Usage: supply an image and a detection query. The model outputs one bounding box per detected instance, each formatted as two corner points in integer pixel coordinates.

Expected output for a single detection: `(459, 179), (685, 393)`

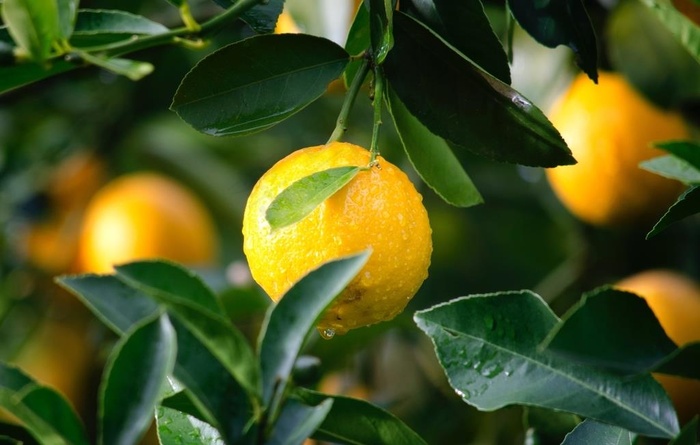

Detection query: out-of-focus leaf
(172, 34), (349, 136)
(343, 1), (370, 88)
(295, 388), (428, 445)
(156, 406), (225, 445)
(100, 314), (177, 445)
(71, 9), (168, 47)
(1, 0), (59, 62)
(561, 419), (635, 445)
(387, 88), (482, 207)
(266, 166), (361, 230)
(414, 291), (679, 438)
(0, 435), (21, 444)
(368, 0), (393, 63)
(267, 397), (333, 445)
(646, 186), (700, 238)
(384, 12), (574, 168)
(0, 364), (89, 445)
(641, 156), (700, 184)
(523, 407), (581, 443)
(57, 274), (159, 336)
(640, 0), (700, 64)
(78, 51), (154, 80)
(670, 417), (698, 445)
(0, 59), (77, 95)
(654, 343), (700, 380)
(400, 0), (510, 84)
(259, 252), (370, 406)
(56, 0), (77, 39)
(507, 0), (597, 82)
(542, 287), (678, 372)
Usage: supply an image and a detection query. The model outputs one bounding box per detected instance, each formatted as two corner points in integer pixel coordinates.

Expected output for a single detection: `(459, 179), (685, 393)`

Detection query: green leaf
(115, 261), (261, 400)
(161, 391), (209, 424)
(294, 388), (428, 445)
(523, 407), (581, 441)
(507, 0), (598, 82)
(640, 156), (700, 184)
(414, 291), (680, 438)
(343, 2), (370, 88)
(100, 314), (177, 445)
(400, 0), (510, 84)
(656, 343), (700, 380)
(639, 0), (700, 64)
(0, 364), (89, 445)
(156, 406), (225, 445)
(71, 9), (169, 47)
(671, 417), (699, 445)
(259, 252), (370, 406)
(1, 0), (59, 62)
(265, 166), (361, 230)
(384, 12), (574, 168)
(368, 0), (393, 64)
(0, 59), (77, 95)
(77, 52), (154, 81)
(656, 141), (700, 171)
(171, 34), (349, 137)
(561, 419), (635, 445)
(56, 274), (159, 336)
(56, 0), (78, 39)
(267, 397), (333, 445)
(542, 287), (678, 373)
(241, 0), (284, 34)
(0, 435), (22, 444)
(647, 186), (700, 238)
(387, 88), (483, 208)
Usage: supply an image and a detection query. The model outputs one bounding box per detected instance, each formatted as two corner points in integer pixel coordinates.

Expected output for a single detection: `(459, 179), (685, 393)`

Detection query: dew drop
(320, 328), (335, 340)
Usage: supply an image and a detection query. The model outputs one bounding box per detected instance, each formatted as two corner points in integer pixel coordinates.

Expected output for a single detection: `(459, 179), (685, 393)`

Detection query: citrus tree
(1, 0), (700, 444)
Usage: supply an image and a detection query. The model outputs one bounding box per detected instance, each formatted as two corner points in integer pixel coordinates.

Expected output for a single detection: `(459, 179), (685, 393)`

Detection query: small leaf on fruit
(266, 166), (361, 230)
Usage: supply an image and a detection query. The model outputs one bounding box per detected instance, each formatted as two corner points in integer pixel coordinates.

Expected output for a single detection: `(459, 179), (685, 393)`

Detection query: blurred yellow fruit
(615, 269), (700, 422)
(545, 72), (689, 227)
(319, 372), (371, 400)
(77, 172), (217, 273)
(242, 142), (432, 335)
(275, 9), (301, 34)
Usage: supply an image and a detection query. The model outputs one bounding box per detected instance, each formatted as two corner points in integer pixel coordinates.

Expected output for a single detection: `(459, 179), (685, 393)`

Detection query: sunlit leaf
(156, 406), (225, 445)
(414, 291), (679, 438)
(172, 34), (349, 136)
(266, 166), (361, 230)
(640, 0), (700, 64)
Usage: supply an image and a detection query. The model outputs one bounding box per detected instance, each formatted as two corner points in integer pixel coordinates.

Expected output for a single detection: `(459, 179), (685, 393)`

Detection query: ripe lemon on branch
(546, 72), (690, 227)
(242, 142), (432, 336)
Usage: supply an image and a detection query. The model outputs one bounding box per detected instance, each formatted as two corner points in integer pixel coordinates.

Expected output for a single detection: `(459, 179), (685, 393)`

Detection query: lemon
(242, 142), (432, 335)
(615, 269), (700, 422)
(546, 72), (689, 227)
(77, 172), (217, 273)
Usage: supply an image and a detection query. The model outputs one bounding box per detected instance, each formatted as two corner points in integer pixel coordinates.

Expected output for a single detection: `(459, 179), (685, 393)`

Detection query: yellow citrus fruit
(615, 269), (700, 422)
(545, 72), (689, 227)
(77, 172), (217, 273)
(242, 142), (432, 335)
(274, 9), (301, 34)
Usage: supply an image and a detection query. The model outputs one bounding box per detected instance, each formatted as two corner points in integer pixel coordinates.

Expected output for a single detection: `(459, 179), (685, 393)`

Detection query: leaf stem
(370, 65), (385, 163)
(327, 56), (370, 144)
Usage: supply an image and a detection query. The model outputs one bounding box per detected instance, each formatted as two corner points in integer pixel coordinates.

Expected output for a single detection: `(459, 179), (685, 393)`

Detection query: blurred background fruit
(615, 269), (700, 423)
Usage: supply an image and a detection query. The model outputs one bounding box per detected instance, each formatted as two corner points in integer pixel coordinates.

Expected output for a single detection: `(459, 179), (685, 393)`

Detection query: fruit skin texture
(77, 172), (217, 273)
(615, 269), (700, 422)
(545, 72), (689, 227)
(242, 142), (432, 335)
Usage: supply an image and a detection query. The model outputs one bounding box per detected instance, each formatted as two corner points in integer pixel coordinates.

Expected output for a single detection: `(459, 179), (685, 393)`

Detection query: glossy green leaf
(294, 388), (428, 445)
(542, 287), (678, 373)
(100, 314), (177, 445)
(523, 407), (581, 441)
(400, 0), (510, 84)
(238, 0), (284, 34)
(78, 52), (154, 81)
(343, 2), (370, 88)
(640, 0), (700, 64)
(507, 0), (598, 82)
(266, 166), (361, 230)
(115, 261), (261, 400)
(387, 88), (482, 208)
(1, 0), (59, 62)
(647, 186), (700, 238)
(0, 59), (77, 95)
(641, 156), (700, 184)
(368, 0), (393, 63)
(171, 34), (349, 136)
(259, 252), (370, 406)
(160, 391), (209, 424)
(656, 141), (700, 171)
(171, 318), (256, 445)
(561, 419), (635, 445)
(57, 274), (159, 336)
(414, 291), (679, 438)
(267, 397), (333, 445)
(384, 12), (574, 168)
(71, 9), (168, 47)
(0, 364), (89, 445)
(156, 406), (225, 445)
(56, 0), (77, 39)
(671, 417), (698, 445)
